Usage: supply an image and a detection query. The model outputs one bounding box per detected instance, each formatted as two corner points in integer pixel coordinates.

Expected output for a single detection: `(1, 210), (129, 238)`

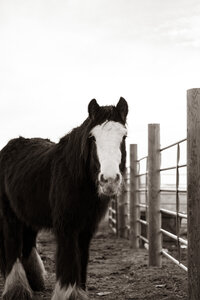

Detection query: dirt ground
(0, 222), (188, 300)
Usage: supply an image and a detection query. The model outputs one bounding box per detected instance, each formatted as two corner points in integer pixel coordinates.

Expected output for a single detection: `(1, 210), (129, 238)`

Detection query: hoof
(67, 288), (89, 300)
(52, 282), (89, 300)
(75, 288), (89, 300)
(2, 285), (32, 300)
(3, 259), (33, 300)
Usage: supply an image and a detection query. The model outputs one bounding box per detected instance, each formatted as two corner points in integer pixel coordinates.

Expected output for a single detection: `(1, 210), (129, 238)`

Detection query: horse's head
(87, 98), (128, 197)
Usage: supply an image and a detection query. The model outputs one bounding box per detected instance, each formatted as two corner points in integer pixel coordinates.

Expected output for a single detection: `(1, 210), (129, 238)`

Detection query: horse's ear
(116, 97), (128, 122)
(88, 99), (100, 119)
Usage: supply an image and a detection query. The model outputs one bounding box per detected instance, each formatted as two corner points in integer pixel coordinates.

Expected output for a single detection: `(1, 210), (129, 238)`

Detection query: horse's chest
(83, 197), (109, 225)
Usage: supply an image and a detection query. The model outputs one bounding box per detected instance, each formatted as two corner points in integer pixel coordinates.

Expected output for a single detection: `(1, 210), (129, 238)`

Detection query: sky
(1, 0), (200, 158)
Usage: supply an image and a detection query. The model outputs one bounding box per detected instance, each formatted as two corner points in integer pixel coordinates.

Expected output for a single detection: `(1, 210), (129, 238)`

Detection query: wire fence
(160, 138), (187, 271)
(108, 136), (188, 271)
(109, 88), (200, 299)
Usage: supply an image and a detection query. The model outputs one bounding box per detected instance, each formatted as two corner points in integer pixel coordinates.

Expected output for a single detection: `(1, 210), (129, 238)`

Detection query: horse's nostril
(100, 173), (120, 184)
(115, 173), (120, 182)
(100, 174), (108, 183)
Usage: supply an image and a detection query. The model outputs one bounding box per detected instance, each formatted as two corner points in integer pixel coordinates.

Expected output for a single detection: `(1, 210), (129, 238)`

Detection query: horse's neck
(56, 131), (83, 168)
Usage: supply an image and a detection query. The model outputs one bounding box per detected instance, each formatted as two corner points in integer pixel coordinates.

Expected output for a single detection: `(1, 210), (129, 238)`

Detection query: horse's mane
(55, 105), (125, 184)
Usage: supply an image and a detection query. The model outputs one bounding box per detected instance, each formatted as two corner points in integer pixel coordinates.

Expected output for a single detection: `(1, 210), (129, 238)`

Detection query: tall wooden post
(148, 124), (162, 267)
(187, 88), (200, 300)
(130, 144), (140, 248)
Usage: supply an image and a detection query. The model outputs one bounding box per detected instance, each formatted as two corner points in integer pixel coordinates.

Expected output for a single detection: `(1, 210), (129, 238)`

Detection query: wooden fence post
(148, 124), (162, 267)
(123, 170), (129, 239)
(130, 144), (140, 248)
(118, 176), (126, 238)
(187, 88), (200, 300)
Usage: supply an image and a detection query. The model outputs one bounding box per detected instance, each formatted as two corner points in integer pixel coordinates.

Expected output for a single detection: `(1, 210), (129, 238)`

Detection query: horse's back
(0, 137), (55, 229)
(0, 136), (54, 161)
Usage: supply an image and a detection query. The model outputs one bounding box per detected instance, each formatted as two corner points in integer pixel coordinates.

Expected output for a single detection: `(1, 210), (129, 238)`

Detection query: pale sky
(1, 0), (200, 157)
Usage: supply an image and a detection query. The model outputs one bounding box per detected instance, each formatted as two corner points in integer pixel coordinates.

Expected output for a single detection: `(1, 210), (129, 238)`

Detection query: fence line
(108, 88), (200, 299)
(109, 134), (188, 268)
(133, 135), (188, 270)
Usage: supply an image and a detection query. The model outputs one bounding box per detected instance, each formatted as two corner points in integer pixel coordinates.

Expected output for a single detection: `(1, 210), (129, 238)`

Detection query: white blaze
(90, 121), (127, 180)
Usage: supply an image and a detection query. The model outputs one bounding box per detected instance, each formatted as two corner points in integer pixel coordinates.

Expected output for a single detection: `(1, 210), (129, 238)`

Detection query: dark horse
(0, 98), (128, 300)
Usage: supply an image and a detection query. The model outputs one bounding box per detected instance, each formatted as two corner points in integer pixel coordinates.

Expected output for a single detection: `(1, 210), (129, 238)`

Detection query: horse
(0, 97), (128, 300)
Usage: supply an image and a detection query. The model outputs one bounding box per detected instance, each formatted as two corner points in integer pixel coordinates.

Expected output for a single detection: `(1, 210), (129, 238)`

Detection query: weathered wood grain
(187, 88), (200, 300)
(148, 124), (162, 267)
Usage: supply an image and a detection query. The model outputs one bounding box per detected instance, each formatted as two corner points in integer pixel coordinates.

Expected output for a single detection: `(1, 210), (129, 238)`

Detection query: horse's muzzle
(98, 173), (122, 197)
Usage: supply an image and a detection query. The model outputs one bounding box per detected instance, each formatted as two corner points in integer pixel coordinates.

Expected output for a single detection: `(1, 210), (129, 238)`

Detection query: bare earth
(0, 223), (188, 300)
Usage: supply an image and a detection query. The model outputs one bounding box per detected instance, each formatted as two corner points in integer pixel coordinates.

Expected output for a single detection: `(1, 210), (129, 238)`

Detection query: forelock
(90, 105), (126, 126)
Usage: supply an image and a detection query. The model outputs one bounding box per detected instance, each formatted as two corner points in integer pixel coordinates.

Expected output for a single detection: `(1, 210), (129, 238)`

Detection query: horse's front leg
(52, 232), (89, 300)
(79, 231), (93, 291)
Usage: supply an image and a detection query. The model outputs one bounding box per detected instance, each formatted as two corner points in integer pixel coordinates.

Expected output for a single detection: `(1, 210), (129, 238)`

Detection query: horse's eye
(89, 136), (96, 142)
